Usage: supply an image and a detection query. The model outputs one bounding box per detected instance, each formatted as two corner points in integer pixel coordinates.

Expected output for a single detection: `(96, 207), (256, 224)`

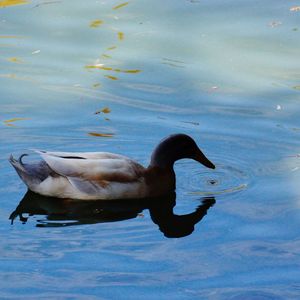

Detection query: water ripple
(176, 156), (252, 198)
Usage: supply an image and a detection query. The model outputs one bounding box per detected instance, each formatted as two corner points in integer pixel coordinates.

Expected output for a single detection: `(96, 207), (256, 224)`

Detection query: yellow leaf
(113, 1), (129, 10)
(90, 19), (104, 28)
(3, 118), (29, 126)
(98, 66), (113, 71)
(101, 107), (111, 114)
(7, 57), (23, 63)
(105, 75), (118, 80)
(107, 46), (117, 51)
(85, 64), (113, 71)
(88, 132), (114, 137)
(94, 107), (111, 114)
(0, 0), (28, 8)
(122, 69), (141, 74)
(117, 32), (124, 40)
(85, 64), (100, 69)
(293, 86), (300, 90)
(86, 63), (141, 75)
(290, 6), (300, 12)
(113, 68), (141, 73)
(101, 54), (112, 59)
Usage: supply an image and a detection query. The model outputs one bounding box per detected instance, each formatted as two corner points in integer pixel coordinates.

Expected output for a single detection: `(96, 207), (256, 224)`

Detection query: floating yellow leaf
(293, 86), (300, 90)
(95, 107), (111, 114)
(0, 0), (28, 7)
(3, 117), (29, 126)
(113, 1), (129, 10)
(290, 6), (300, 12)
(8, 57), (23, 63)
(85, 64), (102, 69)
(90, 19), (104, 28)
(122, 69), (141, 74)
(105, 75), (118, 80)
(87, 65), (141, 74)
(113, 68), (141, 73)
(85, 64), (113, 71)
(97, 66), (113, 71)
(88, 132), (114, 137)
(101, 54), (112, 59)
(107, 46), (117, 51)
(102, 107), (111, 114)
(117, 32), (124, 40)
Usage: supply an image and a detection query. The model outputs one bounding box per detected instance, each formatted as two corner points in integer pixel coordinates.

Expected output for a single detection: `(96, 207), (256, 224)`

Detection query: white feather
(38, 152), (139, 179)
(27, 150), (149, 200)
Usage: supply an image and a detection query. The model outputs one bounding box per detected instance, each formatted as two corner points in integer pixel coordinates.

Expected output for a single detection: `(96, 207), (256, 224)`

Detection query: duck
(9, 133), (215, 200)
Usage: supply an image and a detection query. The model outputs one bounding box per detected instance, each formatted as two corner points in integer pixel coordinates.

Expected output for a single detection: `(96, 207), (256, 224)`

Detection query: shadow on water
(10, 191), (215, 238)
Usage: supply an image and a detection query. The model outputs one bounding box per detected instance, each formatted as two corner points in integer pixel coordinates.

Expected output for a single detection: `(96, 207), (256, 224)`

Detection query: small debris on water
(207, 179), (218, 186)
(269, 21), (282, 28)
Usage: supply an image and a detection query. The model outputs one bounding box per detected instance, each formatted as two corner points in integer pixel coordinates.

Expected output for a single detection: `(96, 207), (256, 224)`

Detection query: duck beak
(194, 149), (215, 169)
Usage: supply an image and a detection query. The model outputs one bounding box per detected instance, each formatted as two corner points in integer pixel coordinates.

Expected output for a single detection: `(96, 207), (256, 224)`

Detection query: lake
(1, 0), (300, 299)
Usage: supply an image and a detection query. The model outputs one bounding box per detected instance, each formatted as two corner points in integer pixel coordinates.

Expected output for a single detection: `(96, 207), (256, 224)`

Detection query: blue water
(1, 0), (300, 299)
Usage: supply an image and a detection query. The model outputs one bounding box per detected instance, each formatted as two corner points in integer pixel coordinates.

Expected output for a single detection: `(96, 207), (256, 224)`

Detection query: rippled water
(1, 0), (300, 299)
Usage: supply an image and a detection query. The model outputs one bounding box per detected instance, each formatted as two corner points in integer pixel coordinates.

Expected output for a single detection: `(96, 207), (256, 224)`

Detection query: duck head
(149, 134), (215, 169)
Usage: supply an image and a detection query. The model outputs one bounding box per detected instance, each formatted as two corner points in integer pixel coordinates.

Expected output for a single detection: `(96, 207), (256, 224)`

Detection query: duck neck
(149, 142), (176, 169)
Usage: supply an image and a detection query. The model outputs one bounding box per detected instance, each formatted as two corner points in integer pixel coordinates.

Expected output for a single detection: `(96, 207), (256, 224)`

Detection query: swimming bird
(9, 134), (215, 200)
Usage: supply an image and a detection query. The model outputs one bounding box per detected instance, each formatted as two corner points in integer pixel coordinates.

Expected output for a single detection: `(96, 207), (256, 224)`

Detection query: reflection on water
(10, 190), (215, 238)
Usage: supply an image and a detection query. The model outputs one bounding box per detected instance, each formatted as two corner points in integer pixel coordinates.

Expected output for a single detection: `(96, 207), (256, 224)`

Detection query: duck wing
(35, 150), (146, 195)
(34, 150), (128, 160)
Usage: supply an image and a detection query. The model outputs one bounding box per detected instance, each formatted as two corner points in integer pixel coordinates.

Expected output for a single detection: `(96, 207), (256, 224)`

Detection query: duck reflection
(10, 191), (215, 238)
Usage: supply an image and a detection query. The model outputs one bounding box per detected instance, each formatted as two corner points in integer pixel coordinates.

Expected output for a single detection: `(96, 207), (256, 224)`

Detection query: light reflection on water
(1, 0), (300, 299)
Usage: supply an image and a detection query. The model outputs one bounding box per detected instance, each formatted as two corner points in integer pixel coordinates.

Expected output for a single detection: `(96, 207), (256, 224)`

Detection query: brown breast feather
(85, 163), (146, 188)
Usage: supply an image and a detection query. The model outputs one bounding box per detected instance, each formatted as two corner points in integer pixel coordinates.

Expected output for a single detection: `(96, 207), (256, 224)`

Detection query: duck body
(9, 134), (215, 200)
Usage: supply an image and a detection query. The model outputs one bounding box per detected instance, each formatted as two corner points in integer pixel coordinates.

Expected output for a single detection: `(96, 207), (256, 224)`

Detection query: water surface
(1, 0), (300, 299)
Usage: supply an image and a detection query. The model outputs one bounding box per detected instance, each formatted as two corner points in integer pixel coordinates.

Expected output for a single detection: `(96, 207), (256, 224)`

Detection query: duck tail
(9, 154), (27, 172)
(9, 154), (39, 189)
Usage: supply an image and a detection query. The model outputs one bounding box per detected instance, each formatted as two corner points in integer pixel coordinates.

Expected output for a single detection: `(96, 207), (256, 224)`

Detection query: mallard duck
(9, 133), (215, 200)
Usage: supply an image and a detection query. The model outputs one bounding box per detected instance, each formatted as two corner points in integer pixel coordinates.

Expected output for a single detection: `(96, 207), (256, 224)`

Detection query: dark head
(149, 134), (215, 169)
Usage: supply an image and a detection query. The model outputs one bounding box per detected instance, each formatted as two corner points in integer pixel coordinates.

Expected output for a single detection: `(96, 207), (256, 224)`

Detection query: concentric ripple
(176, 158), (252, 197)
